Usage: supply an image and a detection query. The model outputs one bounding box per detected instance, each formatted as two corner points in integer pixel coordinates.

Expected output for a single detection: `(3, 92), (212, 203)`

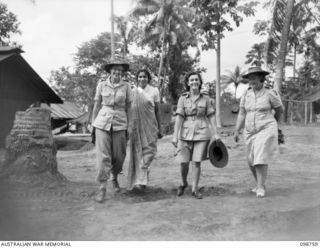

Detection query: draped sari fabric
(127, 87), (158, 189)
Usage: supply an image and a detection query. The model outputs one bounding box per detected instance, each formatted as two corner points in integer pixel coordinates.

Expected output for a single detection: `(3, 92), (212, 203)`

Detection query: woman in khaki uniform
(234, 67), (283, 198)
(172, 72), (220, 199)
(92, 60), (132, 203)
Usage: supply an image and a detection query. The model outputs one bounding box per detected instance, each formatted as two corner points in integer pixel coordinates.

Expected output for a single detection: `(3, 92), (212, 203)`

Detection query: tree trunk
(215, 34), (222, 128)
(274, 0), (295, 93)
(293, 43), (297, 79)
(158, 27), (167, 100)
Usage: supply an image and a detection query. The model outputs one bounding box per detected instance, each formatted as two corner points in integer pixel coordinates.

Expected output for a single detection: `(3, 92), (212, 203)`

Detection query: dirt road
(0, 126), (319, 240)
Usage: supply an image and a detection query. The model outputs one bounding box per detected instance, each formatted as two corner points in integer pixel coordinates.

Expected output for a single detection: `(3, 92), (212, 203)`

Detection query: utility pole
(110, 0), (115, 60)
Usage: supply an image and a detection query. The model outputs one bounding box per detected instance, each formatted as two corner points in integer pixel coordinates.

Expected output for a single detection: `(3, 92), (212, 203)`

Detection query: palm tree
(274, 0), (295, 93)
(114, 15), (138, 58)
(221, 66), (246, 99)
(129, 0), (194, 87)
(245, 43), (265, 66)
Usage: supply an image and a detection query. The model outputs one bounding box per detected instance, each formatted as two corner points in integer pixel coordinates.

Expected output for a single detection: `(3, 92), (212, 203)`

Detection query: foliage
(190, 0), (259, 51)
(114, 15), (139, 57)
(221, 65), (246, 98)
(49, 31), (160, 110)
(129, 0), (199, 102)
(245, 43), (265, 66)
(189, 0), (258, 127)
(0, 3), (21, 45)
(50, 67), (98, 111)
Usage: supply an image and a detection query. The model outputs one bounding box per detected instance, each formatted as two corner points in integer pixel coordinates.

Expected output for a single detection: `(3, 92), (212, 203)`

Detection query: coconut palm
(114, 15), (138, 58)
(245, 43), (265, 67)
(129, 0), (194, 86)
(221, 66), (246, 99)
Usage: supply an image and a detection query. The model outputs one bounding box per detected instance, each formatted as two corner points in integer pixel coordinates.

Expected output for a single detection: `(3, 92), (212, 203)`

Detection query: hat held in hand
(208, 140), (229, 168)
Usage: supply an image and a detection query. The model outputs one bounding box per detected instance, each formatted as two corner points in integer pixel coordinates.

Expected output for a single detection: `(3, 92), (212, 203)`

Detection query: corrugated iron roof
(67, 111), (92, 124)
(50, 101), (84, 119)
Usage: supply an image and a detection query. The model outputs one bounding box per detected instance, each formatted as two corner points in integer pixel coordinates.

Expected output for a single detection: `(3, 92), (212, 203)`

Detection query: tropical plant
(189, 0), (258, 127)
(245, 43), (265, 66)
(114, 15), (139, 58)
(129, 0), (195, 88)
(221, 66), (246, 99)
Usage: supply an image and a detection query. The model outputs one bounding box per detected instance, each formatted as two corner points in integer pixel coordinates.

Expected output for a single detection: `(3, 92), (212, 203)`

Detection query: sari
(127, 87), (158, 189)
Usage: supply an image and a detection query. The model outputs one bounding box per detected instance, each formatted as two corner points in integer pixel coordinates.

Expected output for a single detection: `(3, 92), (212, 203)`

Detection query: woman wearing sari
(127, 69), (162, 190)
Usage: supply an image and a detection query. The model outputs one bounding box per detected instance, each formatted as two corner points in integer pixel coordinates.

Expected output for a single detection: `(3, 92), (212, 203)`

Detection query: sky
(2, 0), (270, 95)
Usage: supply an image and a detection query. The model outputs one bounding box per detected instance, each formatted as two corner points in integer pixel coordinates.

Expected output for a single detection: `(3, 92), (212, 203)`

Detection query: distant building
(0, 47), (62, 147)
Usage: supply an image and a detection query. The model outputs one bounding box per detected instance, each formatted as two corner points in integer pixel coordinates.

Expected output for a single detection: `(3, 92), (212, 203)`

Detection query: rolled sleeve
(269, 89), (283, 109)
(94, 81), (103, 101)
(176, 96), (185, 117)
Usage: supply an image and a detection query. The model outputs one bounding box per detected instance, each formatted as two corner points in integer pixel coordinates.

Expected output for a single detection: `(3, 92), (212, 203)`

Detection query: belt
(102, 105), (125, 111)
(185, 115), (197, 121)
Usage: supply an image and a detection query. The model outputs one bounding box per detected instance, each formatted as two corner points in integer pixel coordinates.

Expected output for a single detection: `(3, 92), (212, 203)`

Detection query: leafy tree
(0, 3), (21, 45)
(49, 32), (160, 111)
(190, 0), (258, 127)
(50, 67), (98, 111)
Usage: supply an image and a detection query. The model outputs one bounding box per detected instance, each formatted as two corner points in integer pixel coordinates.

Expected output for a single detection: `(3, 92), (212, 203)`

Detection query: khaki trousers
(95, 128), (127, 182)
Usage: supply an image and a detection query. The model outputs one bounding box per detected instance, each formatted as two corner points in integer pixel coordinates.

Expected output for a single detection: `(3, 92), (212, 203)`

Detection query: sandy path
(0, 126), (320, 240)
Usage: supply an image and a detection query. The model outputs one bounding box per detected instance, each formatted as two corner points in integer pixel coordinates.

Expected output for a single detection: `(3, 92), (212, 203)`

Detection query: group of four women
(91, 61), (283, 203)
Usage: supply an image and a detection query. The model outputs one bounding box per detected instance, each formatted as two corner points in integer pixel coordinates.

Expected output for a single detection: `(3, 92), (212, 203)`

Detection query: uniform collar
(183, 92), (205, 98)
(106, 76), (126, 88)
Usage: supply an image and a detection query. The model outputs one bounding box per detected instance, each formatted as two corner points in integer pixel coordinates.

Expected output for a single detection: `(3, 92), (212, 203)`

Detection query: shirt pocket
(184, 101), (193, 116)
(115, 90), (126, 106)
(101, 91), (113, 105)
(197, 101), (206, 117)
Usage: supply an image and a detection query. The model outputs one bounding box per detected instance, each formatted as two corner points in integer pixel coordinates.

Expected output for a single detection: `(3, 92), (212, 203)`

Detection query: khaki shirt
(176, 92), (215, 141)
(93, 77), (132, 131)
(240, 87), (283, 133)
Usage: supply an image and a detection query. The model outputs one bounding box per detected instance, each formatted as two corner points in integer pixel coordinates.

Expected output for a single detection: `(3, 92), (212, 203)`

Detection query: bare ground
(0, 125), (320, 241)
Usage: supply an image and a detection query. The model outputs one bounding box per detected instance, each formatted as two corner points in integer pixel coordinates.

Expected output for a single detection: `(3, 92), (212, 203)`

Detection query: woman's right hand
(171, 136), (178, 148)
(234, 130), (240, 143)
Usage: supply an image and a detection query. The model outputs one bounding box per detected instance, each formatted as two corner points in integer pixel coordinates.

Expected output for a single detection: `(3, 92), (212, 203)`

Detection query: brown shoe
(191, 191), (203, 199)
(95, 188), (106, 203)
(112, 179), (120, 193)
(177, 183), (188, 197)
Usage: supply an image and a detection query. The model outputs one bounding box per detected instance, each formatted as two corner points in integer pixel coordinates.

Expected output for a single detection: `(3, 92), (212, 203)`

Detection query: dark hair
(184, 72), (203, 92)
(136, 69), (152, 84)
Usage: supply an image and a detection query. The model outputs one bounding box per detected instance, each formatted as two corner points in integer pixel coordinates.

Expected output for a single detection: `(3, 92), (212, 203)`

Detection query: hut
(303, 89), (320, 124)
(49, 101), (84, 133)
(0, 47), (62, 147)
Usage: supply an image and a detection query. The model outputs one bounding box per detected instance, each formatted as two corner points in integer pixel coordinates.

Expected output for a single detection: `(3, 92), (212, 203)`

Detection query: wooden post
(304, 101), (308, 125)
(110, 0), (115, 60)
(310, 102), (313, 123)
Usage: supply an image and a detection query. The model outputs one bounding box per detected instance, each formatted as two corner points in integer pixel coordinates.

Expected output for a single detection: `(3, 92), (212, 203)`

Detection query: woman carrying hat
(172, 72), (220, 199)
(92, 60), (132, 203)
(127, 69), (162, 191)
(234, 66), (284, 198)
